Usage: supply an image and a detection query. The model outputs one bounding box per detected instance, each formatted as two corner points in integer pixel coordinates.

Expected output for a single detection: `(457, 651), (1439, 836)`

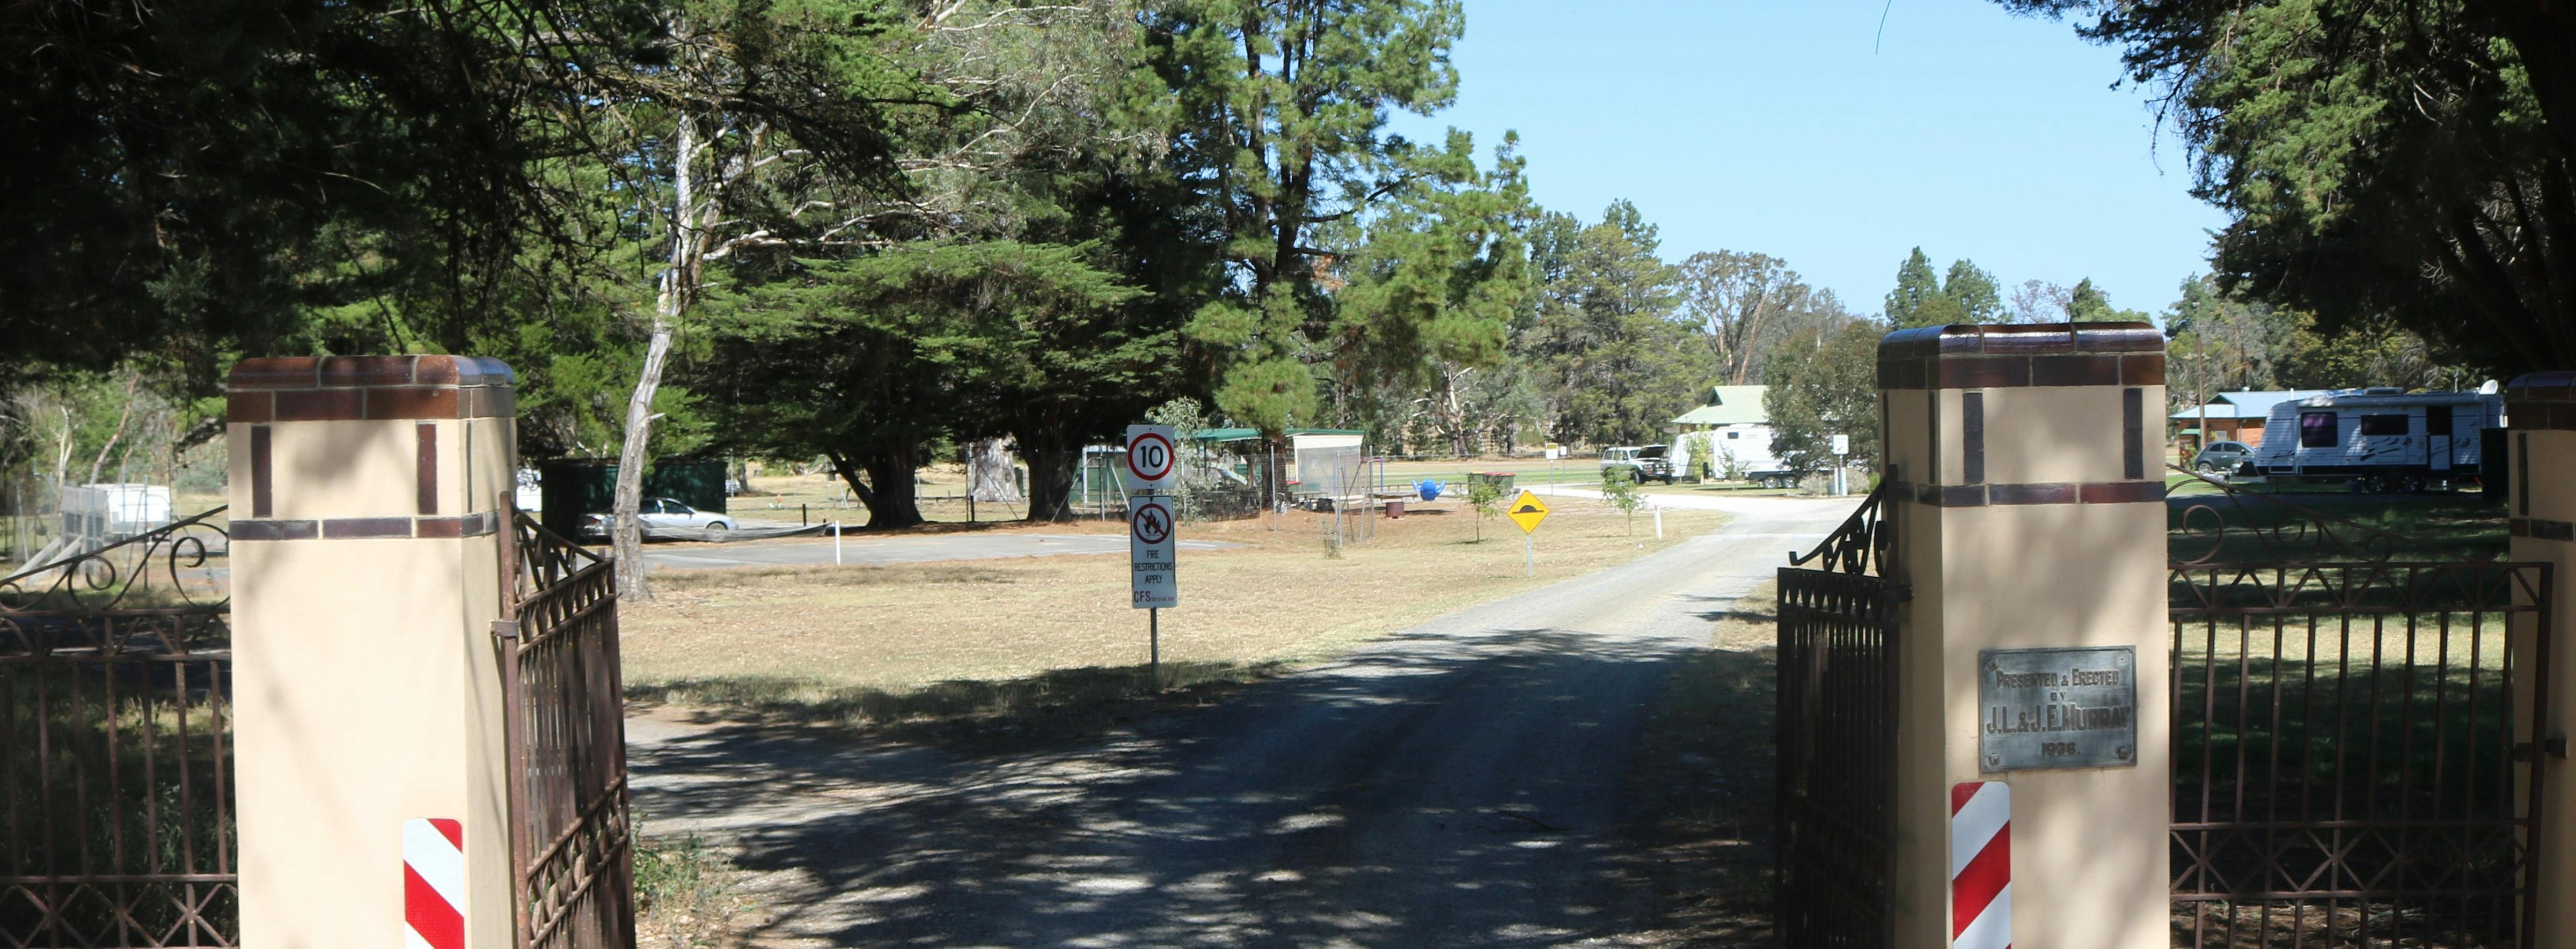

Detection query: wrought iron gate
(2169, 483), (2553, 947)
(1, 512), (236, 948)
(1776, 481), (1906, 949)
(495, 512), (635, 949)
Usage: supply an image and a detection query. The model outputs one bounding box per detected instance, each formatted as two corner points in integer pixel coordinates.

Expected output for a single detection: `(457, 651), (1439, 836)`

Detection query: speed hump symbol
(1125, 424), (1177, 491)
(1131, 501), (1172, 545)
(1507, 490), (1549, 534)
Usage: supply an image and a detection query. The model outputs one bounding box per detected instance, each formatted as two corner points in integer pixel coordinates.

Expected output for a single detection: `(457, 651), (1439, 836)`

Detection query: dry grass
(633, 834), (757, 949)
(621, 501), (1726, 741)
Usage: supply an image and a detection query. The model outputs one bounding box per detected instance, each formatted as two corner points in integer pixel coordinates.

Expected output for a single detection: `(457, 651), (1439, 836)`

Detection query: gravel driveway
(627, 496), (1851, 947)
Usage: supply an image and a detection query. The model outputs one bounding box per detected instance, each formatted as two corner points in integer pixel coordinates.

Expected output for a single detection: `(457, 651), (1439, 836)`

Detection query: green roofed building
(1671, 385), (1770, 430)
(1668, 386), (1790, 483)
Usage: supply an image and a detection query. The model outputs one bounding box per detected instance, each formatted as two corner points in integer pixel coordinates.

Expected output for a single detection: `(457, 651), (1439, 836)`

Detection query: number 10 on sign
(1125, 425), (1177, 493)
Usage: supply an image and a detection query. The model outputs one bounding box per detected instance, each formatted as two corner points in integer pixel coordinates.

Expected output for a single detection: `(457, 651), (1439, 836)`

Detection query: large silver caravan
(2245, 386), (2505, 491)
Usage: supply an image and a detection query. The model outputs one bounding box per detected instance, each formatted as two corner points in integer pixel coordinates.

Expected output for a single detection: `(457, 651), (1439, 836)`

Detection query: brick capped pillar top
(224, 355), (516, 539)
(1876, 321), (2166, 506)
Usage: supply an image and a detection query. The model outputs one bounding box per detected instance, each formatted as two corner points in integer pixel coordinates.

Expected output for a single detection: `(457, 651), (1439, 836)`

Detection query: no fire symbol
(1132, 502), (1172, 545)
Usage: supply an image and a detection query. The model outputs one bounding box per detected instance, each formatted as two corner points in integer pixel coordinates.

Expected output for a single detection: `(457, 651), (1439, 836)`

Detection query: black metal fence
(2169, 483), (2552, 948)
(1776, 481), (1904, 949)
(0, 512), (235, 948)
(497, 513), (634, 949)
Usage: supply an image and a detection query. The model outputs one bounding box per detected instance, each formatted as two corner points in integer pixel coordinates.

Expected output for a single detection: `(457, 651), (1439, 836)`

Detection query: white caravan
(2245, 387), (2505, 491)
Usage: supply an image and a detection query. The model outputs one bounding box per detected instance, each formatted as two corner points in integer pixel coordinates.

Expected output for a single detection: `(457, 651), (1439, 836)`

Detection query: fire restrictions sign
(1130, 495), (1177, 608)
(1124, 424), (1177, 493)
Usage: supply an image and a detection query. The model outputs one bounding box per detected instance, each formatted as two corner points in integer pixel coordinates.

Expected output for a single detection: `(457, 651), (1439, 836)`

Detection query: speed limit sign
(1124, 424), (1177, 492)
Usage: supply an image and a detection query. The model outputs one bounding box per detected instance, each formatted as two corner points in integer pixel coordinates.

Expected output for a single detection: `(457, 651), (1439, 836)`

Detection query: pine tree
(1884, 248), (1944, 328)
(1527, 201), (1711, 446)
(2068, 279), (2113, 322)
(1144, 0), (1477, 435)
(1942, 260), (2006, 323)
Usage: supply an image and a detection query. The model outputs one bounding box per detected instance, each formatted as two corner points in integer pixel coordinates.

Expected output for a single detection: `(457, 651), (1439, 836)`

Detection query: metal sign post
(1832, 433), (1851, 496)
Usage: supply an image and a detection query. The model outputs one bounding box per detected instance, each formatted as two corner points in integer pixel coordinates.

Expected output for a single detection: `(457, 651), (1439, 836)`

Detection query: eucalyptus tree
(567, 1), (930, 595)
(1677, 250), (1847, 385)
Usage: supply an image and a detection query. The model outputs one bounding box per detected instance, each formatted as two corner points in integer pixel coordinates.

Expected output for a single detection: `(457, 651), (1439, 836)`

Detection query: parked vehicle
(2244, 387), (2504, 492)
(513, 469), (543, 514)
(2190, 440), (2256, 473)
(1601, 445), (1677, 484)
(583, 497), (738, 538)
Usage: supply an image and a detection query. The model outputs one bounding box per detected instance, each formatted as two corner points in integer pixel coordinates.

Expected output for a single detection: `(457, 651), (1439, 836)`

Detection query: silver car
(584, 497), (737, 536)
(2191, 440), (2255, 473)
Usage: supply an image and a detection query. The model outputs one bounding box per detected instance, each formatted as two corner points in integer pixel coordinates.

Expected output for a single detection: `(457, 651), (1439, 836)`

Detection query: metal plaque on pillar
(1978, 646), (2138, 771)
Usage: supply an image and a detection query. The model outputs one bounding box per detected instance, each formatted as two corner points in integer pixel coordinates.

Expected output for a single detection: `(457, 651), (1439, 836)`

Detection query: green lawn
(2168, 485), (2509, 564)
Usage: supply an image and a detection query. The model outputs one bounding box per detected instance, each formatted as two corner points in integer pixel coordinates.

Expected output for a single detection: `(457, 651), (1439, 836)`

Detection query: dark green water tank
(537, 458), (728, 539)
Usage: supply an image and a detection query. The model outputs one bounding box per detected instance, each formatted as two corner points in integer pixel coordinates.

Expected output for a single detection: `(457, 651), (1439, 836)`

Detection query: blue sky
(1387, 0), (2229, 321)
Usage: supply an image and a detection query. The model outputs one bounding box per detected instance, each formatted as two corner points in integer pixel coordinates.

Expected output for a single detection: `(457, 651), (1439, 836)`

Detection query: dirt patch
(635, 834), (761, 949)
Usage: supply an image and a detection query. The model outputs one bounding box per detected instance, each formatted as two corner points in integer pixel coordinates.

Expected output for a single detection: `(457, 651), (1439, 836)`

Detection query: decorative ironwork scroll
(0, 506), (231, 612)
(1789, 476), (1896, 578)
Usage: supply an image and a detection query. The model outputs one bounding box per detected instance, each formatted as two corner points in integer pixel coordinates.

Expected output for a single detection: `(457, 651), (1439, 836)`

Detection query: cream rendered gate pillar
(225, 356), (519, 947)
(1876, 323), (2171, 949)
(2509, 371), (2576, 947)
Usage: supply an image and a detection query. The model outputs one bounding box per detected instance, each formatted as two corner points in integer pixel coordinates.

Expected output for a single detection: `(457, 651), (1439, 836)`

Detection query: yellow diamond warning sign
(1507, 490), (1549, 534)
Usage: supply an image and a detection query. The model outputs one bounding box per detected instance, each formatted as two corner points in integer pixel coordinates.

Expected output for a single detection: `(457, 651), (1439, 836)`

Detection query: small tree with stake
(1600, 466), (1644, 535)
(1467, 477), (1503, 542)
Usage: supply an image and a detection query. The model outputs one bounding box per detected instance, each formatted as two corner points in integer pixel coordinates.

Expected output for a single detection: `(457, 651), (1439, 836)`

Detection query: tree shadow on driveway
(630, 626), (1757, 947)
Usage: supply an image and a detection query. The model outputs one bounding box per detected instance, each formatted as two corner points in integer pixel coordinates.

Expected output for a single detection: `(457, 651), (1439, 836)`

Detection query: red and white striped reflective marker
(1950, 782), (2010, 949)
(404, 818), (465, 949)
